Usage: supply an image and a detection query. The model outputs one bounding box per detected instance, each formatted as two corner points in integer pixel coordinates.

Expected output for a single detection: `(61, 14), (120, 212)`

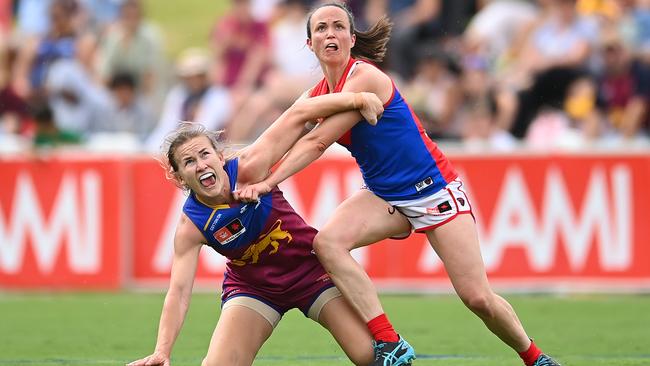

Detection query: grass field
(1, 293), (649, 366)
(143, 0), (228, 57)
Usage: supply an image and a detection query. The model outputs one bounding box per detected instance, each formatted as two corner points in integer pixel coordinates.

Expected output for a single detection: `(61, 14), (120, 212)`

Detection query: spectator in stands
(14, 0), (54, 38)
(79, 0), (126, 33)
(145, 48), (231, 152)
(509, 0), (598, 138)
(30, 98), (83, 148)
(400, 47), (461, 139)
(596, 28), (650, 142)
(463, 0), (539, 73)
(89, 71), (156, 142)
(366, 0), (442, 80)
(44, 58), (108, 136)
(95, 0), (165, 102)
(0, 29), (30, 136)
(461, 92), (518, 151)
(210, 0), (270, 110)
(12, 0), (96, 99)
(226, 0), (321, 142)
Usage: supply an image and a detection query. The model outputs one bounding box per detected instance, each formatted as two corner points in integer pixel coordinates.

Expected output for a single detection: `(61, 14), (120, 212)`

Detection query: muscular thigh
(426, 214), (490, 295)
(319, 189), (411, 249)
(203, 304), (274, 366)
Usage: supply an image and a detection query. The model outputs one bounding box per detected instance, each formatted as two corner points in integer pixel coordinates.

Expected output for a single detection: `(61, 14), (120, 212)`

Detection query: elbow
(288, 100), (310, 122)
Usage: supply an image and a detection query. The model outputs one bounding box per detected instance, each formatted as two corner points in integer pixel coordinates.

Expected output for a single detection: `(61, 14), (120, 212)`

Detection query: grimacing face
(173, 136), (229, 202)
(307, 6), (356, 64)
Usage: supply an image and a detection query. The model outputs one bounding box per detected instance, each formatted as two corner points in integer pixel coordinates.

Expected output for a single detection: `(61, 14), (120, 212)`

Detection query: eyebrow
(316, 19), (345, 26)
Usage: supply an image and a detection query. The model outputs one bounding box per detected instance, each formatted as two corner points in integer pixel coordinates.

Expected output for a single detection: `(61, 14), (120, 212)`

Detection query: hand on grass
(127, 351), (170, 366)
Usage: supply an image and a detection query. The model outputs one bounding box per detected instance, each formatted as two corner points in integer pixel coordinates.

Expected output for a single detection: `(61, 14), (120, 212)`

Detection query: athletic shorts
(221, 269), (341, 328)
(221, 286), (341, 328)
(388, 178), (473, 233)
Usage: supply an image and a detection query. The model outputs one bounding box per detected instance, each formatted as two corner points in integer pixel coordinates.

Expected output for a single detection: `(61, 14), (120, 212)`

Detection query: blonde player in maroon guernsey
(127, 91), (384, 366)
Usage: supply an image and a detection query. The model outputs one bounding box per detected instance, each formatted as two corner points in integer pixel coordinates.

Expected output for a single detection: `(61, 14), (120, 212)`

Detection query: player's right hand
(357, 92), (383, 126)
(233, 181), (272, 202)
(126, 352), (170, 366)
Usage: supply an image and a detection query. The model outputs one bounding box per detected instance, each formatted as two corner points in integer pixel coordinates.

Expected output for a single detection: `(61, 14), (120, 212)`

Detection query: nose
(197, 159), (208, 170)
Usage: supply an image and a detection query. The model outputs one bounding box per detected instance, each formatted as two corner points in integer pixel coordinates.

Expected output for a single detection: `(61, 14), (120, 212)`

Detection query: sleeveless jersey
(309, 58), (458, 201)
(182, 158), (322, 295)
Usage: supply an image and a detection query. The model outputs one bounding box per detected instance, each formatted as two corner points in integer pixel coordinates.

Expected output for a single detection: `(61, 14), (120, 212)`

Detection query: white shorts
(221, 286), (342, 328)
(388, 178), (473, 233)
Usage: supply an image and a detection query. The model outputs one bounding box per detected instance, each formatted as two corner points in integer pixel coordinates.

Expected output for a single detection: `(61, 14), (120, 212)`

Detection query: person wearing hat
(144, 48), (232, 151)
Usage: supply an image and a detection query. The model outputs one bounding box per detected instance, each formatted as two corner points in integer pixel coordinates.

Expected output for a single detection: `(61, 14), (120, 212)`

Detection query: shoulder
(175, 213), (205, 247)
(346, 62), (391, 91)
(344, 62), (393, 101)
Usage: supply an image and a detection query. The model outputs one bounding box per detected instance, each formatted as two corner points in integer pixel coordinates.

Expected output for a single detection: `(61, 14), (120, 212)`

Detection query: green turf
(142, 0), (229, 57)
(1, 293), (648, 365)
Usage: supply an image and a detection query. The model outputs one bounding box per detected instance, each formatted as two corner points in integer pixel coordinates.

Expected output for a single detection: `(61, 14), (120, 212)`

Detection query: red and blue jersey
(182, 158), (327, 297)
(310, 58), (458, 201)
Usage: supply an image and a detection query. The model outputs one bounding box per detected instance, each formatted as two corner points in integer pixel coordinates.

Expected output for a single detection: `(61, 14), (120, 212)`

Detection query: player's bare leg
(202, 304), (273, 366)
(313, 189), (416, 365)
(426, 214), (560, 365)
(318, 295), (374, 366)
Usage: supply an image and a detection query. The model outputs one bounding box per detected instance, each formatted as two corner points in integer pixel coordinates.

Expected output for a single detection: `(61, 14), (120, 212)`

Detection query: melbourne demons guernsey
(310, 58), (458, 201)
(182, 158), (324, 295)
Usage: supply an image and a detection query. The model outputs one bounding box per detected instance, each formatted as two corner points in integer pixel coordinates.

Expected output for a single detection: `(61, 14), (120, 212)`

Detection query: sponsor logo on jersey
(214, 218), (246, 245)
(437, 201), (452, 213)
(209, 213), (222, 231)
(231, 220), (293, 266)
(415, 177), (433, 192)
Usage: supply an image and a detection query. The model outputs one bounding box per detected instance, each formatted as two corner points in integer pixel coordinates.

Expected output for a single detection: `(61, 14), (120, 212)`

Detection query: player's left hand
(233, 181), (273, 202)
(355, 92), (383, 126)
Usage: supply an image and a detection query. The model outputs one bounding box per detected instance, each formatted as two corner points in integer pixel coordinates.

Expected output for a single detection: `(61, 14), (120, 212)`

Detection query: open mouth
(199, 172), (216, 187)
(325, 43), (339, 51)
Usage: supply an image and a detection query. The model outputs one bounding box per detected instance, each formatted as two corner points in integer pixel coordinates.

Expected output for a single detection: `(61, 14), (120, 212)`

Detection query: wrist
(154, 346), (171, 358)
(352, 93), (364, 110)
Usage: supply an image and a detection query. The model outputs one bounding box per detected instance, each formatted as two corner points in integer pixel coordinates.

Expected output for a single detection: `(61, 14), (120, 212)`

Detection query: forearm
(264, 138), (327, 188)
(292, 92), (364, 121)
(153, 290), (191, 356)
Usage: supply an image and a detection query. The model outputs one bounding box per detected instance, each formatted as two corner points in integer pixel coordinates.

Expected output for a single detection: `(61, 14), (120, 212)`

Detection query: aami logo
(419, 165), (633, 273)
(0, 172), (102, 274)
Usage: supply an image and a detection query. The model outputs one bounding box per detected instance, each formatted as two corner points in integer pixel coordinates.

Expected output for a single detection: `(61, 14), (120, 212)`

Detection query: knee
(313, 232), (351, 261)
(460, 291), (496, 319)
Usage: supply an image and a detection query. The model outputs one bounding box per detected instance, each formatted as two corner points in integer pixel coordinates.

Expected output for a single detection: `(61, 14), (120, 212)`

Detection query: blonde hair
(158, 122), (227, 190)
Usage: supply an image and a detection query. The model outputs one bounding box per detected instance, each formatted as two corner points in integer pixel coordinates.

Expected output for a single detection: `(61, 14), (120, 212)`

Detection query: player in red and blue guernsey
(235, 3), (561, 366)
(128, 90), (385, 366)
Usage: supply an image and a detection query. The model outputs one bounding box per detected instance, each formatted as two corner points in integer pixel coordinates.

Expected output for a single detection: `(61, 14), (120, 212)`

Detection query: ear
(350, 33), (356, 48)
(306, 37), (313, 52)
(174, 172), (186, 188)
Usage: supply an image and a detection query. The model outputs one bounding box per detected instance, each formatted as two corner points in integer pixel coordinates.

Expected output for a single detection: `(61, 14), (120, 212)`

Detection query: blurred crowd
(1, 0), (649, 154)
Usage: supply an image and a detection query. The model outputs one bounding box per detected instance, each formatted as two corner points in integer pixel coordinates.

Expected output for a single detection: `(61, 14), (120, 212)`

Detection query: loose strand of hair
(352, 16), (393, 63)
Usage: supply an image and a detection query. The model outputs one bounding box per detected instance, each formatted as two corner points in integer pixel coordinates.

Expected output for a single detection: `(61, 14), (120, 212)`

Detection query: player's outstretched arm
(237, 91), (382, 184)
(126, 215), (202, 366)
(234, 109), (360, 202)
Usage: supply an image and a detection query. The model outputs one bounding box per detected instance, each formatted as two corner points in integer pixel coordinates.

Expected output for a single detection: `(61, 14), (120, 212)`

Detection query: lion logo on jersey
(231, 219), (293, 266)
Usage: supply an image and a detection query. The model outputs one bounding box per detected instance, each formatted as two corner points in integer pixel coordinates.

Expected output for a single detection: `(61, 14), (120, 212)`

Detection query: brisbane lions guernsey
(182, 158), (325, 295)
(309, 58), (458, 201)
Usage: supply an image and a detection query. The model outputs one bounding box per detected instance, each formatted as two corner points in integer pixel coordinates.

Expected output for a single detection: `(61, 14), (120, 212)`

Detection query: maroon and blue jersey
(310, 58), (458, 201)
(182, 158), (332, 312)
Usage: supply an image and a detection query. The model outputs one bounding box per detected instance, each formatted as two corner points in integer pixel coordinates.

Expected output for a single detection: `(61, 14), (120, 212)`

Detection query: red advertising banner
(129, 153), (650, 292)
(0, 157), (126, 289)
(2, 153), (648, 291)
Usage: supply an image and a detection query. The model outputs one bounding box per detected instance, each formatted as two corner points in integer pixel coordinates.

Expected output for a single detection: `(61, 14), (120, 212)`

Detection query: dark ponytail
(306, 2), (392, 63)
